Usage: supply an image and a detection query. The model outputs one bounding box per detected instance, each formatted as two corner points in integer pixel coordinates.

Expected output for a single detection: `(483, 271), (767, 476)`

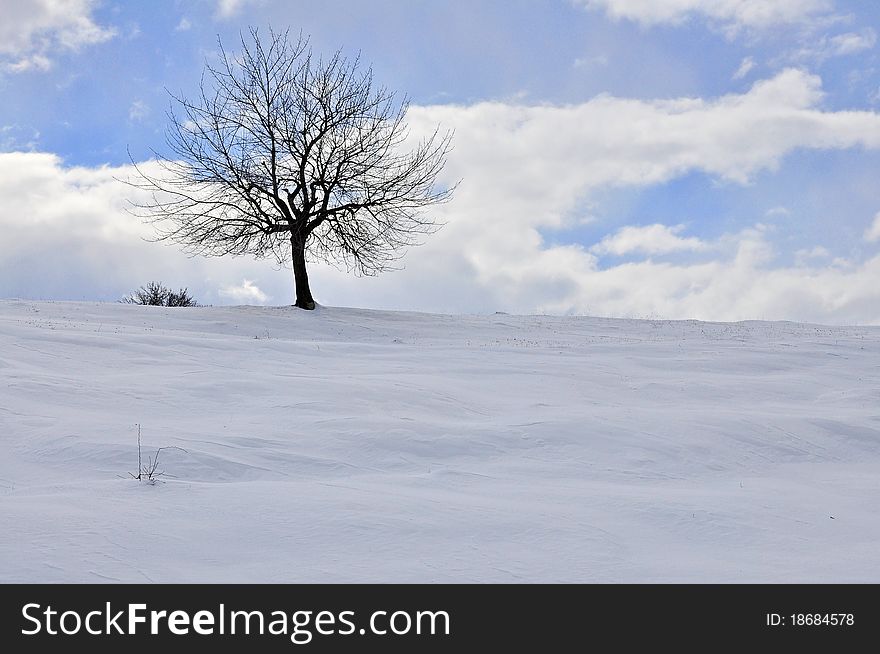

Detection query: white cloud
(866, 213), (880, 243)
(398, 70), (880, 320)
(574, 54), (609, 69)
(219, 280), (270, 304)
(732, 56), (756, 80)
(765, 206), (791, 218)
(0, 125), (41, 151)
(408, 69), (880, 195)
(0, 152), (289, 306)
(591, 224), (707, 256)
(579, 0), (833, 33)
(214, 0), (262, 19)
(5, 54), (52, 73)
(535, 230), (880, 324)
(175, 18), (192, 32)
(3, 71), (880, 323)
(827, 29), (877, 55)
(128, 100), (150, 123)
(0, 0), (114, 73)
(581, 1), (870, 67)
(790, 28), (877, 62)
(124, 23), (141, 41)
(794, 246), (830, 265)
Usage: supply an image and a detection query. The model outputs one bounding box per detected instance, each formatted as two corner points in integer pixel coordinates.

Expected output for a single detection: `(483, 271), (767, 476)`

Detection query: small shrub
(122, 281), (198, 307)
(127, 424), (187, 484)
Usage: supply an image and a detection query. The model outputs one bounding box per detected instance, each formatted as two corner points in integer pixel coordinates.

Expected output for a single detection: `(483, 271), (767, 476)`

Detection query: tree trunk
(291, 238), (316, 310)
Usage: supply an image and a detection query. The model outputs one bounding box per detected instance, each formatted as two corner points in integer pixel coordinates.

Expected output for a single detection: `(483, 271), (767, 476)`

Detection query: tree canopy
(130, 27), (454, 309)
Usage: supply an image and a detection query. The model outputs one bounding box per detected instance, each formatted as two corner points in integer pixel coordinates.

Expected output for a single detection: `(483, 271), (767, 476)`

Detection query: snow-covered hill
(1, 300), (878, 582)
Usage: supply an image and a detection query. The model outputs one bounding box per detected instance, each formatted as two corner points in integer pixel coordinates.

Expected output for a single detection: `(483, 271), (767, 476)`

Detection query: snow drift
(1, 300), (878, 582)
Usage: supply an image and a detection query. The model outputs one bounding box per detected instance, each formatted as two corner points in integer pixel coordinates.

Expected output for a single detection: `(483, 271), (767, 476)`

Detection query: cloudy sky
(1, 0), (880, 322)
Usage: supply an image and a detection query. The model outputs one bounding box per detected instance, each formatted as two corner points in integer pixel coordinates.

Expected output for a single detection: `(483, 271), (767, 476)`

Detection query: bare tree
(128, 27), (454, 310)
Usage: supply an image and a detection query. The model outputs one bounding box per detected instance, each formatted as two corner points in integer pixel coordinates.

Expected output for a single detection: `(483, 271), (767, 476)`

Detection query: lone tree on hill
(130, 27), (454, 309)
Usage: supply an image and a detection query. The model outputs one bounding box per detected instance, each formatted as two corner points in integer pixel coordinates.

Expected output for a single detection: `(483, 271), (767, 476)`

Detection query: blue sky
(1, 0), (880, 322)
